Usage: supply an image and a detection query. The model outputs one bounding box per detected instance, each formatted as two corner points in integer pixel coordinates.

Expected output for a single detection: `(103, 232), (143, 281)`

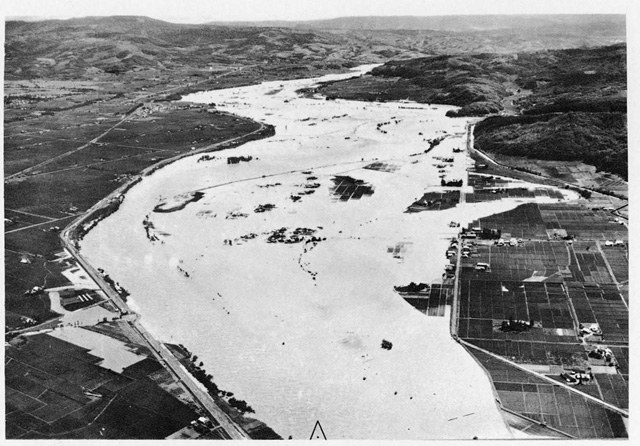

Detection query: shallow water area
(81, 67), (573, 439)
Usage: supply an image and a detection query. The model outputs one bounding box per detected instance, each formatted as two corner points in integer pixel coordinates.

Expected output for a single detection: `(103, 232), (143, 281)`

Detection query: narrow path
(5, 215), (77, 235)
(5, 209), (58, 221)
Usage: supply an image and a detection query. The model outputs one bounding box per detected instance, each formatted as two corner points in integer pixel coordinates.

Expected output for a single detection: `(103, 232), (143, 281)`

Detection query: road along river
(80, 66), (574, 439)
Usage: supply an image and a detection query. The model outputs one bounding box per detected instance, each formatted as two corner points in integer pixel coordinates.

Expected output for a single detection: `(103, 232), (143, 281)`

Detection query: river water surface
(81, 66), (569, 439)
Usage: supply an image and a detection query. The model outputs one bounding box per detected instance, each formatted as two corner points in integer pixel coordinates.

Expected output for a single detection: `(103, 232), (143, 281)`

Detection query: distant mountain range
(207, 14), (625, 34)
(5, 15), (626, 81)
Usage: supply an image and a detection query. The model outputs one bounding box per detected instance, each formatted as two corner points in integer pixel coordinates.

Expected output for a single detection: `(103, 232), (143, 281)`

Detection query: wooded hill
(317, 43), (626, 178)
(472, 44), (627, 179)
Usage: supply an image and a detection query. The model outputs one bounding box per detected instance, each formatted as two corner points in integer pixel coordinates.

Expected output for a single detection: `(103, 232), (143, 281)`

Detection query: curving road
(56, 120), (274, 440)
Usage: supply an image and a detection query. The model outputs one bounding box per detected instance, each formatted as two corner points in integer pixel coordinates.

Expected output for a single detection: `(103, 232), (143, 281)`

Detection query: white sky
(2, 0), (633, 23)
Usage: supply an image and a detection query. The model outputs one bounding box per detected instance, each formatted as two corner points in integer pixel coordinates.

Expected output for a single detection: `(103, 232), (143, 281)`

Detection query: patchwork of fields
(454, 200), (628, 438)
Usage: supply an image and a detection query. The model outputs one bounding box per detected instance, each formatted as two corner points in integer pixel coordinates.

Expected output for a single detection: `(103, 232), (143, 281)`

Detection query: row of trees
(181, 349), (255, 414)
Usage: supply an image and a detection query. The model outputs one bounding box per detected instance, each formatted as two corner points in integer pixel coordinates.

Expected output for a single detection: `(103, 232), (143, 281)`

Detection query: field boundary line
(90, 395), (118, 424)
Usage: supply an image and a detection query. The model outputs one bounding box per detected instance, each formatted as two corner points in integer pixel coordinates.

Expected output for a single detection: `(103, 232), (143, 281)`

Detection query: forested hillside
(316, 43), (626, 178)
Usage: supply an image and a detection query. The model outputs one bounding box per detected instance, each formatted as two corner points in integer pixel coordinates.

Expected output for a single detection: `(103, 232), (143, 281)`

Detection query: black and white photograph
(2, 0), (634, 441)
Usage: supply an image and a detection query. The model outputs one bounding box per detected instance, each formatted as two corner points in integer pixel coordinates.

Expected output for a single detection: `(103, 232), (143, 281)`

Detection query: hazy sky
(3, 0), (632, 23)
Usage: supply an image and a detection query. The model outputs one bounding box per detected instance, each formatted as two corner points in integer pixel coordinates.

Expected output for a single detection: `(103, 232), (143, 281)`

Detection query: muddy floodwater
(81, 66), (572, 439)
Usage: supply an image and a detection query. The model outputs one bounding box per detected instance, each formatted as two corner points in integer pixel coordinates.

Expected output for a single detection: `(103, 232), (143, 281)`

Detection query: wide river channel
(81, 66), (568, 439)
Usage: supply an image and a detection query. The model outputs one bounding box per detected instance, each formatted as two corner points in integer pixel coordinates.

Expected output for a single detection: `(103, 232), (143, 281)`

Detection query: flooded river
(81, 66), (565, 439)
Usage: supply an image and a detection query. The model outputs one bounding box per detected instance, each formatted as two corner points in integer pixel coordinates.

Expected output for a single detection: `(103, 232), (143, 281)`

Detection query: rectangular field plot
(6, 387), (47, 414)
(609, 346), (629, 376)
(387, 241), (413, 260)
(600, 247), (628, 283)
(566, 283), (628, 344)
(468, 349), (627, 438)
(94, 151), (173, 174)
(5, 217), (76, 255)
(31, 392), (85, 423)
(570, 246), (613, 283)
(329, 176), (374, 201)
(595, 374), (628, 409)
(402, 283), (451, 317)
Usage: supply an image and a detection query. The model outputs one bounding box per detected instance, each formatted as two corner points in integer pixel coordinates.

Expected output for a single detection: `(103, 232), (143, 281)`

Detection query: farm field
(470, 349), (626, 439)
(456, 201), (628, 438)
(5, 332), (198, 439)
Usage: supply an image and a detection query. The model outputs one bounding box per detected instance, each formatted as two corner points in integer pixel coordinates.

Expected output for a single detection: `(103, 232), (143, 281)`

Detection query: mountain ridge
(206, 14), (625, 33)
(5, 15), (626, 81)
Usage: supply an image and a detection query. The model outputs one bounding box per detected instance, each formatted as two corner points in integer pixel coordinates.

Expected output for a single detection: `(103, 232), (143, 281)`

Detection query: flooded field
(80, 67), (574, 439)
